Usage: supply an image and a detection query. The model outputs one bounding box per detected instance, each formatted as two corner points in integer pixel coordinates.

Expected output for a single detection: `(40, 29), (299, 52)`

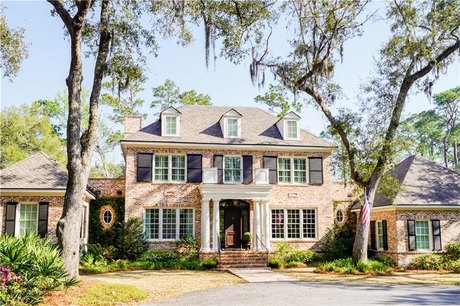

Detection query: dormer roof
(219, 108), (243, 120)
(160, 106), (181, 116)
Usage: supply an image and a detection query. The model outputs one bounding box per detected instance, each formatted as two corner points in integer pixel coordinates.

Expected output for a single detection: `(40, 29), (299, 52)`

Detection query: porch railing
(255, 234), (269, 267)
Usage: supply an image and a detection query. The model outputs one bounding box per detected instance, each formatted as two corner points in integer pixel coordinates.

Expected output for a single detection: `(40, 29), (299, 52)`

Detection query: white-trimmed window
(376, 220), (384, 250)
(271, 209), (316, 240)
(286, 120), (298, 139)
(154, 155), (186, 182)
(145, 208), (194, 240)
(18, 203), (38, 236)
(164, 116), (178, 136)
(226, 118), (239, 138)
(278, 157), (307, 184)
(224, 156), (242, 184)
(415, 220), (430, 250)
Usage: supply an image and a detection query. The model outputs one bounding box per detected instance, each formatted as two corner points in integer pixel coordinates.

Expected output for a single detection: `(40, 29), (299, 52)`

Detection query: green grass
(75, 283), (147, 305)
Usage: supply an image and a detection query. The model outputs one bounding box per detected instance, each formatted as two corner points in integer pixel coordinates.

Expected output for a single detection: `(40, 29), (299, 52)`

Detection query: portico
(199, 184), (272, 252)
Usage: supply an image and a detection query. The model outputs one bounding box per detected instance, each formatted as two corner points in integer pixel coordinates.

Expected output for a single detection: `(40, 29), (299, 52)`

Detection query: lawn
(280, 267), (460, 286)
(44, 270), (244, 305)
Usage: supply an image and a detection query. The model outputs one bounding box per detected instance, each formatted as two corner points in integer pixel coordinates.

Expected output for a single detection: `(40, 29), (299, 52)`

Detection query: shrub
(268, 258), (282, 269)
(409, 254), (445, 270)
(200, 257), (217, 269)
(273, 242), (294, 263)
(141, 250), (180, 263)
(448, 259), (460, 273)
(113, 218), (148, 260)
(88, 197), (125, 246)
(372, 255), (396, 268)
(175, 237), (199, 259)
(0, 233), (77, 305)
(320, 225), (354, 260)
(288, 250), (321, 264)
(445, 243), (460, 260)
(316, 257), (392, 274)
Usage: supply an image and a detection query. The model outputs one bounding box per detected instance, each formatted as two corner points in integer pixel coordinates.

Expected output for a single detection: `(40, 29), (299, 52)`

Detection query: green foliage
(271, 242), (322, 268)
(268, 258), (282, 269)
(409, 254), (445, 270)
(317, 257), (392, 274)
(254, 84), (303, 117)
(114, 218), (149, 261)
(0, 4), (28, 79)
(445, 243), (460, 260)
(321, 225), (355, 261)
(175, 237), (199, 259)
(242, 232), (252, 243)
(141, 250), (180, 263)
(151, 79), (212, 113)
(88, 197), (125, 247)
(0, 103), (66, 169)
(0, 234), (77, 305)
(200, 257), (217, 269)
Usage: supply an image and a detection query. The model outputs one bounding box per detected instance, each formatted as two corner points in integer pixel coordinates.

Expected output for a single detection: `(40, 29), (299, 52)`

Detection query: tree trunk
(351, 173), (381, 262)
(443, 137), (449, 168)
(453, 140), (458, 167)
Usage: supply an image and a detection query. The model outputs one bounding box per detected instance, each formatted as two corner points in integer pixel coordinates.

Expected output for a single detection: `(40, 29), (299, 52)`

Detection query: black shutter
(263, 156), (278, 184)
(370, 220), (376, 250)
(407, 219), (416, 251)
(432, 219), (442, 251)
(187, 154), (202, 183)
(382, 220), (388, 251)
(38, 202), (49, 238)
(213, 155), (223, 184)
(309, 157), (323, 185)
(137, 153), (153, 182)
(5, 202), (17, 236)
(242, 155), (253, 185)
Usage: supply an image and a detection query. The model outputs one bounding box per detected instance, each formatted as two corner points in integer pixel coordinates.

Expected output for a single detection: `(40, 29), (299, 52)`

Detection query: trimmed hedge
(88, 197), (125, 246)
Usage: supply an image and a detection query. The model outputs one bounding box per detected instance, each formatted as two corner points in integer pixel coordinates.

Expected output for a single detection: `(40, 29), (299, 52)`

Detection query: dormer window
(286, 120), (298, 139)
(276, 111), (301, 140)
(219, 108), (242, 139)
(161, 106), (181, 137)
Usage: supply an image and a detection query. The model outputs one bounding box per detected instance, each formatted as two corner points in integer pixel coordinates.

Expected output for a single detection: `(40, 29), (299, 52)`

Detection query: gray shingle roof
(374, 155), (460, 207)
(0, 152), (68, 190)
(123, 105), (334, 148)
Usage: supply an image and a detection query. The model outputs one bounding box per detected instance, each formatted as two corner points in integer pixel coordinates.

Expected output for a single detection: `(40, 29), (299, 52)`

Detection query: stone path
(228, 268), (297, 283)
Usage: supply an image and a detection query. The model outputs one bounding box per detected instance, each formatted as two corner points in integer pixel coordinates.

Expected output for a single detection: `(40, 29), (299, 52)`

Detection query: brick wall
(125, 146), (335, 250)
(0, 195), (64, 243)
(371, 209), (460, 266)
(88, 178), (126, 198)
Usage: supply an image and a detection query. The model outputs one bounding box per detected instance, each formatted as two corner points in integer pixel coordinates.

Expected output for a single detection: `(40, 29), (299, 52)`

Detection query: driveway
(150, 281), (460, 305)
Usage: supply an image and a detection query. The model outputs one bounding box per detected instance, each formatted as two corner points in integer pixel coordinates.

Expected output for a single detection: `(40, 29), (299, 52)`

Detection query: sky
(1, 1), (459, 164)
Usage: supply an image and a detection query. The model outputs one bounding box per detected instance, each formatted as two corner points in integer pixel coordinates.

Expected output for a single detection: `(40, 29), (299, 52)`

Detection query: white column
(263, 200), (271, 251)
(254, 201), (261, 251)
(201, 199), (210, 251)
(212, 198), (221, 251)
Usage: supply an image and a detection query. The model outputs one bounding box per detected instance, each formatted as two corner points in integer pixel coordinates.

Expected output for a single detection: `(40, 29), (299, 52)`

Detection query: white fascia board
(351, 205), (460, 213)
(121, 140), (334, 153)
(0, 189), (95, 201)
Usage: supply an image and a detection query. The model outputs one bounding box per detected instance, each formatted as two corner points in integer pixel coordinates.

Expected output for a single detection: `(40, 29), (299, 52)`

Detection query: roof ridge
(412, 154), (460, 177)
(395, 155), (416, 185)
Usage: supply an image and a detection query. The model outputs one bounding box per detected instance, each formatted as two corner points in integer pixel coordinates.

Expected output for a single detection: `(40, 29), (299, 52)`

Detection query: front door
(224, 207), (242, 248)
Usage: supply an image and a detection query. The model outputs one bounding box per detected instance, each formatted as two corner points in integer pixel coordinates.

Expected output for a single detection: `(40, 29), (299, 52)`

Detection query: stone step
(217, 263), (267, 269)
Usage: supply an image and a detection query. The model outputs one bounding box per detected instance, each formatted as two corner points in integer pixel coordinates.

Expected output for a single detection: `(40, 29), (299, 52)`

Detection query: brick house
(0, 152), (93, 246)
(353, 155), (460, 266)
(121, 105), (344, 265)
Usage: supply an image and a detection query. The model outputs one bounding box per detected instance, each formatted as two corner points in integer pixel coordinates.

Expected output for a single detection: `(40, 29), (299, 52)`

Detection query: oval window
(103, 210), (113, 225)
(336, 210), (344, 223)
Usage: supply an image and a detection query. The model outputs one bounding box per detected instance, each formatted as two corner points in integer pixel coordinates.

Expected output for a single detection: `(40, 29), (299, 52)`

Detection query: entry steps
(217, 250), (268, 269)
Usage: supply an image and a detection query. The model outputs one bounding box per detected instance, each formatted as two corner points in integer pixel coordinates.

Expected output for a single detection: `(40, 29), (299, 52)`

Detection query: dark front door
(224, 207), (242, 248)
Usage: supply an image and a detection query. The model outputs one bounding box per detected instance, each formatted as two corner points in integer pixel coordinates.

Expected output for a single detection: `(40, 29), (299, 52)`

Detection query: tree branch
(47, 0), (73, 34)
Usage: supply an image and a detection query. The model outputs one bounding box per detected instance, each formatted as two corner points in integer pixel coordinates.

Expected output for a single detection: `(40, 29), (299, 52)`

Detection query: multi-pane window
(145, 208), (194, 240)
(224, 156), (242, 184)
(19, 204), (38, 236)
(226, 118), (239, 138)
(278, 157), (307, 184)
(376, 221), (384, 250)
(415, 221), (430, 250)
(286, 120), (298, 139)
(165, 116), (177, 135)
(154, 155), (186, 182)
(271, 209), (285, 238)
(271, 209), (316, 239)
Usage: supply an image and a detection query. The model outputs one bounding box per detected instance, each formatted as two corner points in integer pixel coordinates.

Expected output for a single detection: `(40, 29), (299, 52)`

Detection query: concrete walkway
(228, 268), (297, 283)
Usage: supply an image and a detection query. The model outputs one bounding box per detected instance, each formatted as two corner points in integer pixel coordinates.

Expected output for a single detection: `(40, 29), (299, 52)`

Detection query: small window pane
(287, 209), (300, 239)
(415, 221), (430, 250)
(19, 204), (37, 236)
(377, 221), (384, 250)
(171, 155), (185, 182)
(336, 210), (344, 223)
(302, 209), (316, 239)
(145, 209), (159, 240)
(162, 209), (177, 239)
(224, 156), (242, 184)
(278, 158), (291, 183)
(287, 121), (297, 138)
(293, 158), (306, 184)
(154, 155), (169, 181)
(103, 210), (113, 225)
(179, 209), (194, 239)
(271, 209), (285, 239)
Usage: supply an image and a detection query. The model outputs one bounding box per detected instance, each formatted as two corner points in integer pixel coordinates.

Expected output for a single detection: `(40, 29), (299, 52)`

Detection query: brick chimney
(124, 115), (144, 135)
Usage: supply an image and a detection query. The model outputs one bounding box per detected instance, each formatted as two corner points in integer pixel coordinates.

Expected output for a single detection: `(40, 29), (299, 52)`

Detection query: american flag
(361, 190), (370, 224)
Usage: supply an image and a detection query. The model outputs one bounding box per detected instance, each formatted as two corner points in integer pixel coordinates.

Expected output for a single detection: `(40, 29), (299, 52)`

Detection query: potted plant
(243, 232), (252, 250)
